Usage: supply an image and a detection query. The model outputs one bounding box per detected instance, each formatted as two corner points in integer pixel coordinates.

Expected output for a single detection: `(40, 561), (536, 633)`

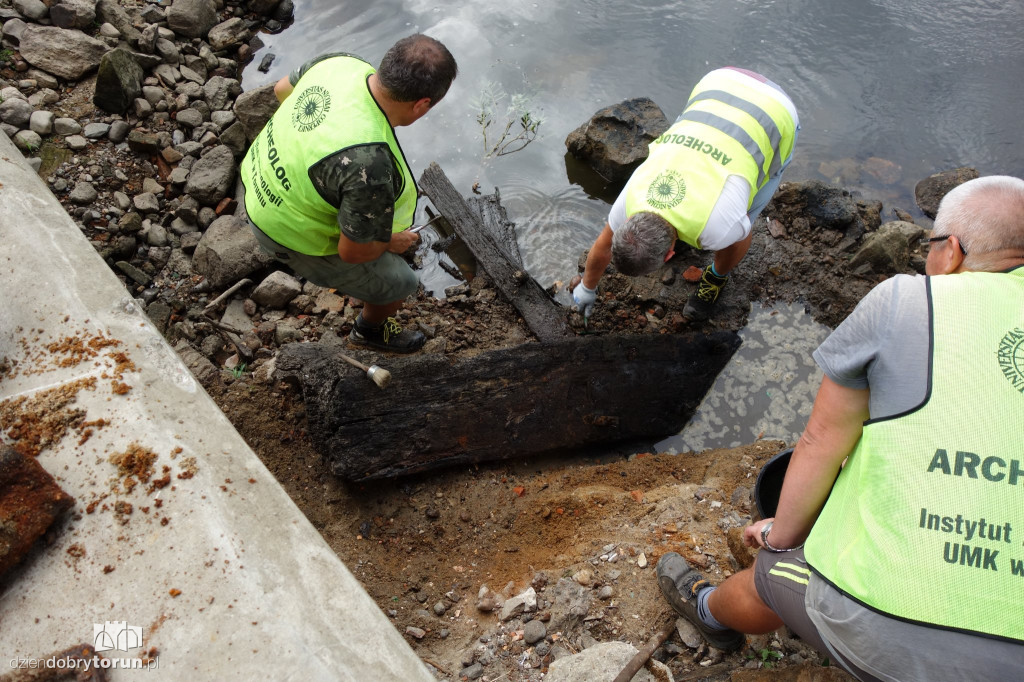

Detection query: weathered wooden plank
(419, 162), (571, 342)
(277, 331), (741, 481)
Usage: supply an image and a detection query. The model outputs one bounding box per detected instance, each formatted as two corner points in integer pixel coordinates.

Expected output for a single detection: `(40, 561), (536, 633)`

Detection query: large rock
(233, 84), (278, 142)
(203, 75), (242, 111)
(249, 0), (282, 13)
(849, 221), (918, 275)
(192, 214), (273, 288)
(166, 0), (218, 40)
(49, 0), (96, 30)
(13, 0), (48, 22)
(0, 97), (33, 127)
(93, 48), (144, 114)
(565, 97), (670, 185)
(96, 0), (143, 47)
(1, 17), (27, 45)
(770, 180), (871, 241)
(251, 271), (301, 308)
(544, 641), (673, 682)
(19, 25), (108, 81)
(207, 17), (249, 51)
(184, 145), (237, 205)
(914, 167), (979, 218)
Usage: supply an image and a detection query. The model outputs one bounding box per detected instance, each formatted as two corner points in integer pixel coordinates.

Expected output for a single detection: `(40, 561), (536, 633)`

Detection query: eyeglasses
(921, 234), (967, 256)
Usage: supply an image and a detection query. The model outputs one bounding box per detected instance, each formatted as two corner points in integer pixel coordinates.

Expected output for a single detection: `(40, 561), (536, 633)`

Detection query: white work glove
(572, 281), (597, 318)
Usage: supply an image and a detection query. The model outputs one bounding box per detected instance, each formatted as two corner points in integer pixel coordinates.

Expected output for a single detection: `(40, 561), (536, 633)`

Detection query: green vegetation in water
(470, 81), (543, 158)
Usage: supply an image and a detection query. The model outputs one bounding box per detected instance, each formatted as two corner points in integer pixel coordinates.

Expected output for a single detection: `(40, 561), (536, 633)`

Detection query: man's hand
(387, 229), (420, 254)
(744, 518), (774, 549)
(572, 281), (597, 317)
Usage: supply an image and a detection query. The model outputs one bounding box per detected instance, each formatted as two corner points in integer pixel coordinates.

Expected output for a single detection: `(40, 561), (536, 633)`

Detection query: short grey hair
(934, 175), (1024, 271)
(611, 212), (676, 276)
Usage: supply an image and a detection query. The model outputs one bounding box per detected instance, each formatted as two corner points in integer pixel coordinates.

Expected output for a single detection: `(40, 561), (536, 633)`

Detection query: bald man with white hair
(657, 175), (1024, 680)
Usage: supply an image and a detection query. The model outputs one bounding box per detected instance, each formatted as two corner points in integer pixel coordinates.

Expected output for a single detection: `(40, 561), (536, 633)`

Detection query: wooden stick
(203, 278), (252, 313)
(611, 617), (676, 682)
(338, 353), (391, 390)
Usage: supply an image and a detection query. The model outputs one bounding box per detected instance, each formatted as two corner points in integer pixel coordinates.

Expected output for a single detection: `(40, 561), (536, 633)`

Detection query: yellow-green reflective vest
(805, 268), (1024, 643)
(625, 71), (796, 248)
(241, 56), (417, 256)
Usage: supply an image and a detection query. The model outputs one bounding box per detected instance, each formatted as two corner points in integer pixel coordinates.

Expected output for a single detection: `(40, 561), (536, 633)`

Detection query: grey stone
(115, 260), (151, 286)
(144, 222), (169, 247)
(166, 0), (218, 40)
(598, 585), (614, 600)
(96, 0), (143, 47)
(169, 166), (190, 185)
(675, 617), (703, 649)
(68, 182), (98, 205)
(211, 110), (235, 129)
(184, 145), (236, 205)
(133, 192), (161, 214)
(544, 641), (673, 682)
(49, 0), (96, 31)
(19, 26), (108, 82)
(118, 211), (142, 233)
(155, 38), (181, 66)
(849, 222), (912, 275)
(133, 98), (153, 119)
(138, 5), (165, 24)
(109, 120), (131, 143)
(914, 167), (980, 219)
(13, 129), (41, 153)
(28, 110), (53, 135)
(54, 117), (82, 135)
(13, 0), (48, 22)
(173, 340), (219, 384)
(142, 86), (166, 107)
(65, 134), (88, 150)
(208, 17), (249, 51)
(499, 587), (537, 622)
(98, 22), (120, 39)
(94, 48), (145, 115)
(462, 662), (484, 680)
(83, 123), (110, 139)
(176, 107), (204, 129)
(203, 76), (242, 111)
(233, 84), (278, 142)
(1, 17), (26, 45)
(250, 270), (301, 307)
(565, 97), (670, 184)
(142, 178), (164, 195)
(153, 64), (181, 85)
(0, 98), (33, 127)
(192, 214), (273, 288)
(220, 121), (248, 160)
(179, 65), (204, 85)
(169, 217), (198, 236)
(274, 319), (305, 345)
(28, 88), (59, 108)
(523, 619), (546, 645)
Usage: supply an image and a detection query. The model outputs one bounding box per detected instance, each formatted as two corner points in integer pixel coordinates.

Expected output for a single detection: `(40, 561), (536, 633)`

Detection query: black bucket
(754, 447), (793, 518)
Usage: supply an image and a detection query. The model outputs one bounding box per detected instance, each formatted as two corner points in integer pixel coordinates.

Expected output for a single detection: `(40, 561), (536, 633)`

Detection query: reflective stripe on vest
(242, 56), (417, 256)
(805, 268), (1024, 643)
(624, 71), (796, 248)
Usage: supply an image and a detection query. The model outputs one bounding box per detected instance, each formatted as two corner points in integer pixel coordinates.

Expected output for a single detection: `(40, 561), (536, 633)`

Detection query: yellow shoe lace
(380, 317), (403, 343)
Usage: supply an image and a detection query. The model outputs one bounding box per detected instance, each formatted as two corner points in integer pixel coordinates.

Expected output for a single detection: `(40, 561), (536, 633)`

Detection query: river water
(244, 0), (1024, 287)
(242, 1), (1023, 449)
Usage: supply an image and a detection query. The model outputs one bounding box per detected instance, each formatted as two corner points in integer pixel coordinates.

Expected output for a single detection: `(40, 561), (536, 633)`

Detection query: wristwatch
(760, 521), (802, 553)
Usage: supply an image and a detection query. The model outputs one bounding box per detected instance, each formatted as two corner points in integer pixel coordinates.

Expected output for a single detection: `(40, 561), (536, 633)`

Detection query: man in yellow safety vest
(657, 175), (1024, 679)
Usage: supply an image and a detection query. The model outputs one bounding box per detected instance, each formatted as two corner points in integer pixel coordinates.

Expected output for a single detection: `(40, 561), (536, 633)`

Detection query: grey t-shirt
(807, 273), (1023, 680)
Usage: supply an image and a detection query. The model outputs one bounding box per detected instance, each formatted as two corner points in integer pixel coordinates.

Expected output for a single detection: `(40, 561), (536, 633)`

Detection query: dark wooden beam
(419, 162), (572, 343)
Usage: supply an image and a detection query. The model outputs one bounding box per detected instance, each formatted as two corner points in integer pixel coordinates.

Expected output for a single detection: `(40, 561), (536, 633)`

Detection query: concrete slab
(0, 134), (433, 680)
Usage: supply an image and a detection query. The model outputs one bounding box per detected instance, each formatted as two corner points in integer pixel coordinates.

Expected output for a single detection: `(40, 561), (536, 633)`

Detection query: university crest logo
(646, 170), (686, 210)
(292, 85), (332, 132)
(997, 327), (1024, 394)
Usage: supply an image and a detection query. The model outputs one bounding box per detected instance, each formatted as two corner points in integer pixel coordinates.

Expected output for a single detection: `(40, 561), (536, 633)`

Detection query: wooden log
(276, 331), (740, 481)
(419, 162), (572, 343)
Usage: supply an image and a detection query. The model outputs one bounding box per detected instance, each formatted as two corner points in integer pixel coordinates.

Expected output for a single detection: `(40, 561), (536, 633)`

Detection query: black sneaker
(348, 316), (425, 354)
(682, 265), (729, 322)
(656, 552), (745, 652)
